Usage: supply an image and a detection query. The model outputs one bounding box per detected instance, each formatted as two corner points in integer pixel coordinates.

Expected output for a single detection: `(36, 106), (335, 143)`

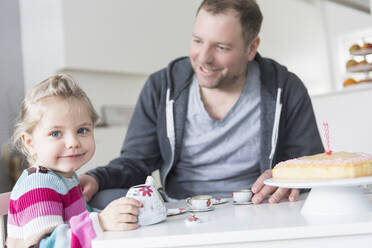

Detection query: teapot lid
(145, 176), (156, 187)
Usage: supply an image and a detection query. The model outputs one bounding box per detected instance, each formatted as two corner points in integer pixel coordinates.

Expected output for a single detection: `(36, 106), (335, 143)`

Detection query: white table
(92, 193), (372, 248)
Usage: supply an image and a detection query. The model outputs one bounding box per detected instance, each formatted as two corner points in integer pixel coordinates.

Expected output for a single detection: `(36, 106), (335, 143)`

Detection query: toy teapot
(126, 176), (166, 226)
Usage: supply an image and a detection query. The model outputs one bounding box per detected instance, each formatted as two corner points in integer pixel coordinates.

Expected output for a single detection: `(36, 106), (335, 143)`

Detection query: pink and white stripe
(7, 169), (102, 247)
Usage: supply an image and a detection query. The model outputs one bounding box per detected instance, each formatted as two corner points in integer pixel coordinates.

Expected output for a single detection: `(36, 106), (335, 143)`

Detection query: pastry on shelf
(362, 42), (372, 50)
(346, 59), (372, 72)
(358, 59), (368, 65)
(343, 78), (356, 87)
(345, 59), (358, 69)
(349, 44), (361, 53)
(349, 42), (372, 55)
(358, 78), (372, 84)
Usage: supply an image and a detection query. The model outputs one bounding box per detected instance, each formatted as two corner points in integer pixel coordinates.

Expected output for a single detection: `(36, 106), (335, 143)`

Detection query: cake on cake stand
(264, 176), (372, 217)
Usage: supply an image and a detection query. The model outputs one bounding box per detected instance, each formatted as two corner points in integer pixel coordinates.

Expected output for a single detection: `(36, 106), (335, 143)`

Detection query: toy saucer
(167, 208), (188, 216)
(212, 198), (228, 205)
(232, 201), (253, 205)
(188, 206), (215, 212)
(184, 214), (202, 224)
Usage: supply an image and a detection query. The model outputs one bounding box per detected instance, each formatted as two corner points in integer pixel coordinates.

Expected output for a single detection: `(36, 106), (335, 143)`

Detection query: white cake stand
(264, 176), (372, 217)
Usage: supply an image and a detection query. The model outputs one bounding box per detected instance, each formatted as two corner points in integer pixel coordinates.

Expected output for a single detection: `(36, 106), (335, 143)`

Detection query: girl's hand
(98, 197), (143, 231)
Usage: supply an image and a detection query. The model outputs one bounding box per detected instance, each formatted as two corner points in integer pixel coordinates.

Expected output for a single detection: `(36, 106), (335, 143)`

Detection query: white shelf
(347, 63), (372, 72)
(312, 81), (372, 98)
(350, 48), (372, 56)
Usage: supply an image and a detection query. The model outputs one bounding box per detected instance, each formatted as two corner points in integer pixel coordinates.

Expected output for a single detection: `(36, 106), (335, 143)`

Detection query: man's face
(189, 9), (257, 90)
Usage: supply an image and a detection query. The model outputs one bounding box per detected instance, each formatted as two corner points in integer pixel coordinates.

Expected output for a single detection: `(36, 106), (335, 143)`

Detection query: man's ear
(246, 36), (260, 61)
(22, 133), (35, 155)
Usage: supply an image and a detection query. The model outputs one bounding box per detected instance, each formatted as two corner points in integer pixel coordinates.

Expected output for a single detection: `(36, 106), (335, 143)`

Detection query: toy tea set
(126, 176), (167, 226)
(127, 176), (253, 226)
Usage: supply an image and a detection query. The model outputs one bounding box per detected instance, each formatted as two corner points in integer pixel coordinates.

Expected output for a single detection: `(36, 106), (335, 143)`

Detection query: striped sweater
(7, 166), (102, 248)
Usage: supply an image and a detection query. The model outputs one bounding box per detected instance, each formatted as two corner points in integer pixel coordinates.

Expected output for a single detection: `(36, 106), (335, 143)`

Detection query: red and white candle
(323, 122), (332, 155)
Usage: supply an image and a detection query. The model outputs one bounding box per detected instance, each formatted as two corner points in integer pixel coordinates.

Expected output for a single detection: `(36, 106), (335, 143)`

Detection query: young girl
(7, 74), (143, 248)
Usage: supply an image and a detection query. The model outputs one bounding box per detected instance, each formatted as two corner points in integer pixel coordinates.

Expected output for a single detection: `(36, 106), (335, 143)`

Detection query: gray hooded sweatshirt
(88, 54), (324, 199)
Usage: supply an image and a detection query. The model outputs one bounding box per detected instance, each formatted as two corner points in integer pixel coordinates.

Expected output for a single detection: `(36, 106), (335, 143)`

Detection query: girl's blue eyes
(78, 128), (89, 134)
(50, 131), (62, 137)
(50, 128), (90, 137)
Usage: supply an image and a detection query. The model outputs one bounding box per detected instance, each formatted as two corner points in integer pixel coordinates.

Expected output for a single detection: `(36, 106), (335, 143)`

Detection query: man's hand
(79, 174), (99, 202)
(251, 169), (299, 204)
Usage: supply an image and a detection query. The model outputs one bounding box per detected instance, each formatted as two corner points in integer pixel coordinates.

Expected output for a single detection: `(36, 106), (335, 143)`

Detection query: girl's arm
(37, 211), (102, 248)
(7, 172), (102, 248)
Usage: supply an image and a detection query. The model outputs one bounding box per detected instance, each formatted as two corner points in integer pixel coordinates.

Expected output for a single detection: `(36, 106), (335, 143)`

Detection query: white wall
(19, 0), (372, 95)
(19, 0), (64, 92)
(60, 69), (147, 114)
(78, 126), (127, 174)
(257, 0), (332, 95)
(61, 69), (148, 174)
(62, 0), (201, 74)
(19, 0), (201, 90)
(0, 0), (25, 192)
(20, 0), (335, 95)
(64, 0), (334, 100)
(311, 85), (372, 154)
(60, 0), (337, 123)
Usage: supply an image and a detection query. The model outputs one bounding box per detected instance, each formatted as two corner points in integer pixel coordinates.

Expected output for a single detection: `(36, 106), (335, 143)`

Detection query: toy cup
(232, 189), (253, 203)
(186, 195), (213, 211)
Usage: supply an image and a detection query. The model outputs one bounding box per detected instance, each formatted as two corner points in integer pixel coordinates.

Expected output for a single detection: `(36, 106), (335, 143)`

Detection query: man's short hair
(197, 0), (263, 45)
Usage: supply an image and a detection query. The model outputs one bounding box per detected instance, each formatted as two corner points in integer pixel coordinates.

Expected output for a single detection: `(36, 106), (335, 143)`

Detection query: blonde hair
(12, 74), (99, 164)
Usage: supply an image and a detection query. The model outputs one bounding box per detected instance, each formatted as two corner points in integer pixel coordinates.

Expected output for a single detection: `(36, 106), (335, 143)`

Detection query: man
(80, 0), (323, 208)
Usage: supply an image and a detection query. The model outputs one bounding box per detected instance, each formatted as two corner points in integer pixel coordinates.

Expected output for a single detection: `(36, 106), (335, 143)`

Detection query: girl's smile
(23, 97), (95, 178)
